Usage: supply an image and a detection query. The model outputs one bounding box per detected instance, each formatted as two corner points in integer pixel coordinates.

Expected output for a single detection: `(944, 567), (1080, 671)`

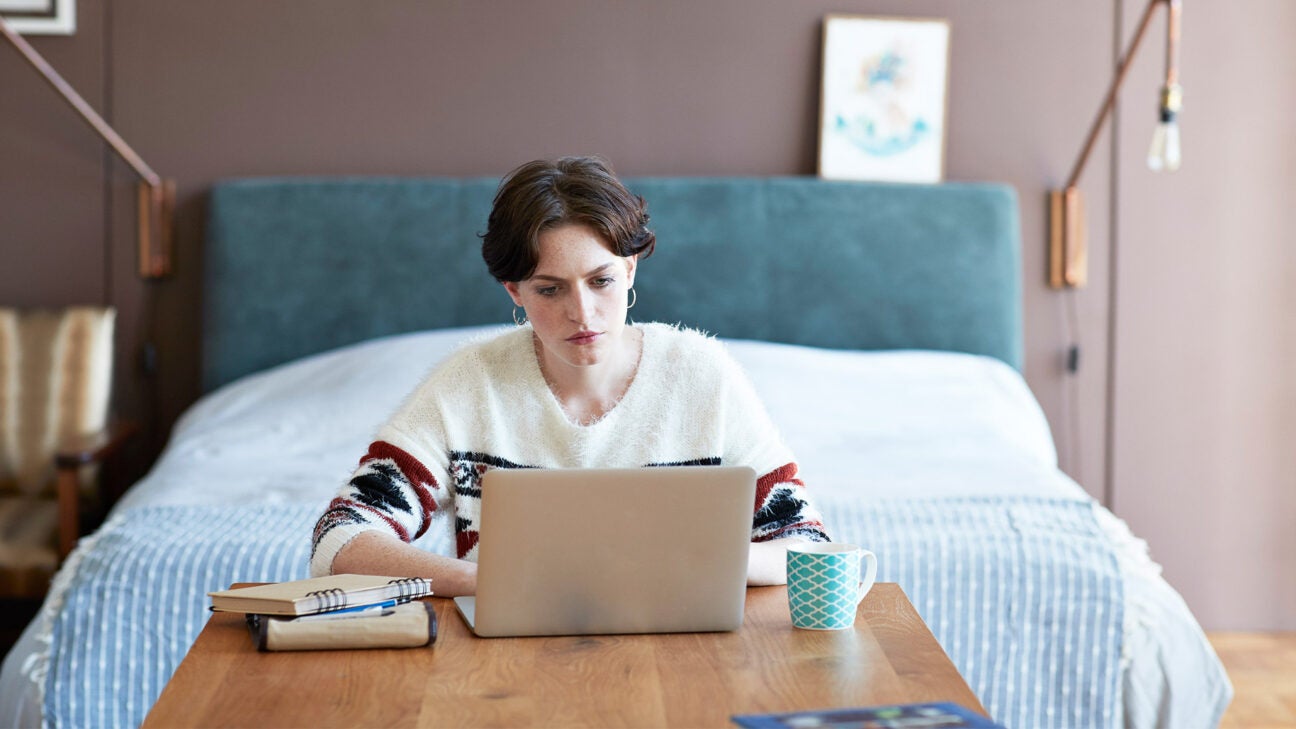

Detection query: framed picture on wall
(0, 0), (76, 35)
(818, 14), (950, 183)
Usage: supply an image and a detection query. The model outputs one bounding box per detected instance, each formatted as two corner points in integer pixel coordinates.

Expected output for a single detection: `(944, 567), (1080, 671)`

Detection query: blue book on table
(732, 702), (1006, 729)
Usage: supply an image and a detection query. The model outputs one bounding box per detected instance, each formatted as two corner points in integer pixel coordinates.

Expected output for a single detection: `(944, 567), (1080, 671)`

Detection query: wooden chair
(0, 306), (136, 599)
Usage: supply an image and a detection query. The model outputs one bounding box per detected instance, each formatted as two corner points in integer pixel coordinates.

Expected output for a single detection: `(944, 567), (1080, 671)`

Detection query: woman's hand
(331, 530), (478, 596)
(746, 537), (808, 586)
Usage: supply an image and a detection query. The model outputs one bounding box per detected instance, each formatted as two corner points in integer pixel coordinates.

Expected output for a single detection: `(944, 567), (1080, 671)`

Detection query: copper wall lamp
(0, 14), (174, 278)
(1050, 0), (1182, 289)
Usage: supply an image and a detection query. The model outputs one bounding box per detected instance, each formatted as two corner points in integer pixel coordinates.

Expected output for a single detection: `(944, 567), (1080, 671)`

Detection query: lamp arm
(1065, 0), (1167, 189)
(0, 14), (173, 278)
(0, 15), (161, 187)
(1165, 0), (1181, 87)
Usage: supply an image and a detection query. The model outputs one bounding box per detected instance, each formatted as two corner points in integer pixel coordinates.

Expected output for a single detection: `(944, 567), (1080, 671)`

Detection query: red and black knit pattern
(646, 458), (826, 542)
(310, 441), (440, 559)
(752, 462), (829, 542)
(313, 445), (828, 565)
(446, 451), (534, 559)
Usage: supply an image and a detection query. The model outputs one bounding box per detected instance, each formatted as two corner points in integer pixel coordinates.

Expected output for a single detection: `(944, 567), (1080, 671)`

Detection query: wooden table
(143, 583), (985, 728)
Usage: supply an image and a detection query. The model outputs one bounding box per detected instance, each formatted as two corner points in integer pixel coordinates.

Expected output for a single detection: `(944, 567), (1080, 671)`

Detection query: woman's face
(503, 223), (638, 372)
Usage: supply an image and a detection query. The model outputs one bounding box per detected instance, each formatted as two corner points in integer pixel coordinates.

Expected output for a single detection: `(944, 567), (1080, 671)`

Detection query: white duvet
(1, 325), (1229, 728)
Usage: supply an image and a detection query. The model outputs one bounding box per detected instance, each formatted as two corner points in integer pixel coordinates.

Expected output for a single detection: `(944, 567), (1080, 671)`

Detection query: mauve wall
(1, 0), (1292, 630)
(1110, 1), (1296, 631)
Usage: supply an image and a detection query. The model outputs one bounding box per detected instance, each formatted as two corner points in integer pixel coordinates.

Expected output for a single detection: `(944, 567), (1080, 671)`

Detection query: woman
(309, 156), (828, 596)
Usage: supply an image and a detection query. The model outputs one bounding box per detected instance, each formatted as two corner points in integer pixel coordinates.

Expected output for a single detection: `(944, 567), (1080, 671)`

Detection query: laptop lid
(456, 465), (755, 637)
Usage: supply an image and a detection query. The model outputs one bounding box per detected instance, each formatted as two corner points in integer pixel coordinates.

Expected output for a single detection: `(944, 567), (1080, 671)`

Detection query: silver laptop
(454, 466), (755, 637)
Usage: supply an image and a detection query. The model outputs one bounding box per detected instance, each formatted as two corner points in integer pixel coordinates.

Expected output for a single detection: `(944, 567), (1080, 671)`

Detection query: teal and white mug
(786, 543), (878, 630)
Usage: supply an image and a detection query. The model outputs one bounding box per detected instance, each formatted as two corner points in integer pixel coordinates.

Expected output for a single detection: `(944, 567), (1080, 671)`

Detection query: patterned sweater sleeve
(309, 396), (454, 577)
(717, 346), (831, 543)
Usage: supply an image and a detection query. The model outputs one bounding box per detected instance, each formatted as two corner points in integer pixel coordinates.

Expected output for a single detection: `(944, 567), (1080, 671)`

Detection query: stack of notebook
(208, 574), (436, 651)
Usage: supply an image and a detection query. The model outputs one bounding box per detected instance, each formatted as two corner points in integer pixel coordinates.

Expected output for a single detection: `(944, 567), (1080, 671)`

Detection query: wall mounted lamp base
(1048, 187), (1087, 288)
(137, 180), (176, 278)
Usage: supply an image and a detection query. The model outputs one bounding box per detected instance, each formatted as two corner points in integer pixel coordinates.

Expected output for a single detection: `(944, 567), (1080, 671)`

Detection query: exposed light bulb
(1148, 83), (1183, 172)
(1147, 121), (1181, 171)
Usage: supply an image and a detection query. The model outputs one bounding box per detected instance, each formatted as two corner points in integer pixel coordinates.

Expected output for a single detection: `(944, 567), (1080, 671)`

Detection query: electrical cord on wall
(1060, 288), (1084, 486)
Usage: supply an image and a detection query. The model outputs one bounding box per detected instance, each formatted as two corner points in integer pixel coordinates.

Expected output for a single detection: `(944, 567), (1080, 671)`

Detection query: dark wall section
(1, 1), (106, 306)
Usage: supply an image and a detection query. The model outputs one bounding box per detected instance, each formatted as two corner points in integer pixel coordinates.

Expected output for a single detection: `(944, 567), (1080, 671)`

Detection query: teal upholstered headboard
(204, 177), (1022, 392)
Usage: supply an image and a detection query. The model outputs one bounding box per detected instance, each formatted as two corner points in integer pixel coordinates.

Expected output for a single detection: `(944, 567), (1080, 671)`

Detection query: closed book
(247, 601), (439, 652)
(732, 702), (1005, 729)
(208, 574), (432, 616)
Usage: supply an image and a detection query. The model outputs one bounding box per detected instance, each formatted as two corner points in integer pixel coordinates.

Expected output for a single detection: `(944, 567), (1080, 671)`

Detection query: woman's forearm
(331, 530), (478, 596)
(747, 537), (807, 586)
(335, 532), (800, 592)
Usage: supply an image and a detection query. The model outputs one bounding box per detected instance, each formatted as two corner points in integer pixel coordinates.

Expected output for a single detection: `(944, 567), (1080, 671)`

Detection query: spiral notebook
(208, 574), (432, 616)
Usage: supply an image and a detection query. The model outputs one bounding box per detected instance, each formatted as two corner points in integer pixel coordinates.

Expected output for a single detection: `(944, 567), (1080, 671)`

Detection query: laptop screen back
(467, 466), (756, 637)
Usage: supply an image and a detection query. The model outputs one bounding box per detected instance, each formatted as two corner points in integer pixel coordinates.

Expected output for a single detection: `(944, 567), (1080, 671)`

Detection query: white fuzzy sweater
(310, 322), (829, 576)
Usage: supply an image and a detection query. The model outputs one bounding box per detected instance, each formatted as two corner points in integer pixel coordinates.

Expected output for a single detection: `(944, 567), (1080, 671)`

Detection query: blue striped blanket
(43, 497), (1121, 728)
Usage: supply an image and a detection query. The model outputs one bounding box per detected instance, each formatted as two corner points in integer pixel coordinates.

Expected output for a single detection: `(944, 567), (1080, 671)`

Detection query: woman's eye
(592, 277), (615, 288)
(536, 286), (558, 297)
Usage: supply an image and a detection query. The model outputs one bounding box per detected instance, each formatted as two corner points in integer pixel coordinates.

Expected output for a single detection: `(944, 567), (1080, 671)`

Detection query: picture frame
(0, 0), (76, 35)
(818, 14), (950, 183)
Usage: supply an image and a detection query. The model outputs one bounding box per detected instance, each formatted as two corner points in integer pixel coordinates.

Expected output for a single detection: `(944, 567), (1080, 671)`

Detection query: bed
(0, 176), (1230, 728)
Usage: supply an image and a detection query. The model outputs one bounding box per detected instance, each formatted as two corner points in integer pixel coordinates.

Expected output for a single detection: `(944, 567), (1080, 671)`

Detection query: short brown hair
(481, 156), (655, 282)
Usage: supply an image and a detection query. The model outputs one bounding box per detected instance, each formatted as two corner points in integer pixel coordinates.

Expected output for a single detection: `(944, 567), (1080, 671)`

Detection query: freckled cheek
(530, 304), (563, 329)
(591, 293), (623, 322)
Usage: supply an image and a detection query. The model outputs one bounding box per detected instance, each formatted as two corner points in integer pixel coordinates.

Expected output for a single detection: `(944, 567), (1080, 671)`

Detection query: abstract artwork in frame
(0, 0), (76, 35)
(818, 14), (950, 183)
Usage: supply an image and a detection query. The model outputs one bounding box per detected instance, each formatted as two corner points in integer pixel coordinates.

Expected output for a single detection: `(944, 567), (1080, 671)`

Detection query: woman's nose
(570, 286), (597, 324)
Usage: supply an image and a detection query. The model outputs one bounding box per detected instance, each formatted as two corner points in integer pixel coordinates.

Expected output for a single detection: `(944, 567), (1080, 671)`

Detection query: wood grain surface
(143, 583), (986, 728)
(1210, 631), (1296, 728)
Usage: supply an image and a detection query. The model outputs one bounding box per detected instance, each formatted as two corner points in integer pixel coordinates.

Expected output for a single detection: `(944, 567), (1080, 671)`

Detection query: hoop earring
(627, 288), (637, 310)
(512, 306), (527, 326)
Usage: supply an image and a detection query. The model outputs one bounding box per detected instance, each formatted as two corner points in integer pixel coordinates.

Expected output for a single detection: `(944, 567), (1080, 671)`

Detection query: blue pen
(296, 599), (399, 622)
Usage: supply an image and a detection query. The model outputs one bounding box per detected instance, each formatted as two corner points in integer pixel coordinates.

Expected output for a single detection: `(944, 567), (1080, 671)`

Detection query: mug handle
(855, 550), (878, 607)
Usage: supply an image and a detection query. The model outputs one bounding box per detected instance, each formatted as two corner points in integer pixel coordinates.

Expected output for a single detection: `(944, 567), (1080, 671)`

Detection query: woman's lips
(567, 331), (600, 345)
